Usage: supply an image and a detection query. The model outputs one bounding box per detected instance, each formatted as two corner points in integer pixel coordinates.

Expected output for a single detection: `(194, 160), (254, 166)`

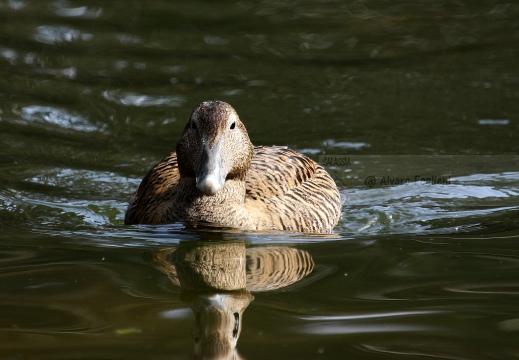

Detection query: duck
(124, 100), (341, 233)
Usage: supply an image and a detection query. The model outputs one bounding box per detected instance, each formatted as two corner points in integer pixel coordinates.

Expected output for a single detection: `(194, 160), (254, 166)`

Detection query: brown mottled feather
(246, 146), (340, 233)
(125, 100), (341, 233)
(124, 152), (180, 225)
(146, 244), (315, 292)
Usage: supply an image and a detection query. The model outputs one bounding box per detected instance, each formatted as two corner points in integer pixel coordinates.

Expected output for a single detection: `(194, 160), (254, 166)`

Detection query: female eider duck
(125, 100), (341, 233)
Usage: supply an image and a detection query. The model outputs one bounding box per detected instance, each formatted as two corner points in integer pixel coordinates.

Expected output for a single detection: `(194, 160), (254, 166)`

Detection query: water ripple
(445, 282), (519, 296)
(34, 25), (93, 45)
(358, 344), (468, 360)
(322, 139), (371, 150)
(52, 2), (103, 19)
(1, 168), (138, 228)
(339, 171), (519, 235)
(14, 105), (100, 132)
(0, 260), (111, 333)
(102, 90), (186, 107)
(300, 310), (444, 322)
(26, 168), (138, 197)
(295, 314), (441, 335)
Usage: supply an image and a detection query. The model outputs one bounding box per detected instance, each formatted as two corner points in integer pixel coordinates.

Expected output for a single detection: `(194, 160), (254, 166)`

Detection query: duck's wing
(246, 146), (341, 233)
(124, 152), (180, 224)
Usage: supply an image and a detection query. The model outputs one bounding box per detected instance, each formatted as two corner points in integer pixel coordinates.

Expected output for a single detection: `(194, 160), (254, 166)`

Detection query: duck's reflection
(147, 241), (314, 359)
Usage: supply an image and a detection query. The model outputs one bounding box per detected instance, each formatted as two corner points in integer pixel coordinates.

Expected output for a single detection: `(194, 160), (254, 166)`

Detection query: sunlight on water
(102, 90), (186, 107)
(339, 171), (519, 234)
(1, 164), (517, 244)
(52, 4), (103, 19)
(34, 25), (93, 45)
(16, 105), (98, 132)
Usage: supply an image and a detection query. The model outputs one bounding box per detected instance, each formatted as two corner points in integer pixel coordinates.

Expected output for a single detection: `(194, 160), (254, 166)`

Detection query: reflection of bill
(146, 241), (314, 359)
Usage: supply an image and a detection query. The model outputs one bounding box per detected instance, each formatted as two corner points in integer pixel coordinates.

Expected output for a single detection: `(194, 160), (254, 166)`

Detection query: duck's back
(246, 146), (341, 233)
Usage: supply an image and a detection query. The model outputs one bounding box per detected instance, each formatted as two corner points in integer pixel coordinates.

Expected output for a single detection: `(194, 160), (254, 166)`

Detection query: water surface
(1, 1), (518, 359)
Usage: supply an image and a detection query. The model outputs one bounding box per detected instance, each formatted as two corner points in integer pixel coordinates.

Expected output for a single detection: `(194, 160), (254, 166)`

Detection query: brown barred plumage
(145, 242), (315, 357)
(125, 100), (341, 233)
(146, 243), (315, 292)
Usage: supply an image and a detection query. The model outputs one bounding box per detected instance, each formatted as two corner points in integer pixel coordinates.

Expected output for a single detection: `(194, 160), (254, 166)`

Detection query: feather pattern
(125, 100), (341, 233)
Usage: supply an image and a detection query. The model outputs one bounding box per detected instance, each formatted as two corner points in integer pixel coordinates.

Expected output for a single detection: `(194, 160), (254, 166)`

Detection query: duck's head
(176, 100), (254, 196)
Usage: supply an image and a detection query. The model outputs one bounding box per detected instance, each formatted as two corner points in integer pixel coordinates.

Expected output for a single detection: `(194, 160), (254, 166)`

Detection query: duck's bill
(197, 173), (225, 196)
(196, 141), (226, 196)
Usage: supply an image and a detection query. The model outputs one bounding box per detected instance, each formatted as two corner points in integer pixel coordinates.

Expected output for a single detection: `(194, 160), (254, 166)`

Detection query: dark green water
(1, 1), (519, 359)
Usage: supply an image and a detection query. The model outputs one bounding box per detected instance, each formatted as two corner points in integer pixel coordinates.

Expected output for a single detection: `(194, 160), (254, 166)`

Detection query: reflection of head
(146, 241), (315, 359)
(194, 332), (234, 360)
(182, 290), (252, 360)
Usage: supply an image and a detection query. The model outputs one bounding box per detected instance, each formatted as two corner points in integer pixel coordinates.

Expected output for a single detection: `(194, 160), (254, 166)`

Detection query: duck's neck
(174, 175), (275, 230)
(175, 177), (247, 225)
(178, 177), (246, 206)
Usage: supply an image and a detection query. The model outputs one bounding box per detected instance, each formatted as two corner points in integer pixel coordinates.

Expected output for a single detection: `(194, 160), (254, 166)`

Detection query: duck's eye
(230, 121), (236, 130)
(191, 121), (197, 130)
